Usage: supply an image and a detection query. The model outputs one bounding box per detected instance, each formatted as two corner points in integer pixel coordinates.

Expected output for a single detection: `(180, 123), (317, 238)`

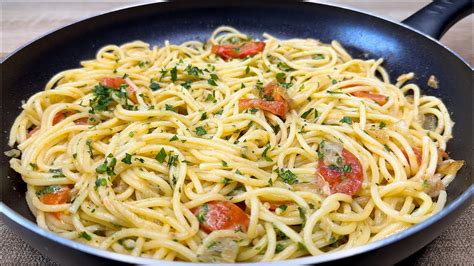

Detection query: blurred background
(1, 1), (472, 265)
(1, 0), (472, 64)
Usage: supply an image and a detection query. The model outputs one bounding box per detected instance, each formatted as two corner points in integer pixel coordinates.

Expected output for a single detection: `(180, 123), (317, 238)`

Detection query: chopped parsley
(207, 78), (218, 86)
(276, 72), (286, 82)
(340, 116), (353, 124)
(245, 66), (250, 74)
(155, 148), (167, 163)
(222, 177), (231, 185)
(165, 104), (177, 112)
(95, 178), (107, 188)
(169, 135), (179, 142)
(121, 153), (132, 164)
(185, 65), (203, 78)
(277, 204), (288, 212)
(195, 126), (207, 136)
(221, 160), (228, 167)
(300, 108), (314, 119)
(343, 164), (352, 173)
(159, 69), (168, 81)
(181, 79), (192, 90)
(79, 231), (92, 241)
(200, 112), (207, 121)
(128, 131), (135, 137)
(95, 154), (117, 176)
(205, 91), (217, 103)
(48, 168), (65, 178)
(262, 145), (273, 162)
(30, 163), (38, 171)
(36, 185), (61, 196)
(150, 81), (160, 91)
(167, 154), (179, 167)
(276, 168), (298, 184)
(275, 243), (285, 253)
(313, 54), (325, 60)
(196, 203), (208, 223)
(249, 108), (259, 114)
(170, 66), (178, 82)
(277, 62), (294, 72)
(379, 121), (386, 129)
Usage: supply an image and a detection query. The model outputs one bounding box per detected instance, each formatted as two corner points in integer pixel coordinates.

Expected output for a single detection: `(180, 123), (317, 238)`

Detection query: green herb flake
(379, 121), (386, 129)
(301, 108), (314, 119)
(150, 81), (160, 91)
(170, 66), (178, 82)
(313, 54), (325, 60)
(245, 66), (250, 74)
(196, 203), (208, 223)
(343, 164), (352, 173)
(167, 154), (179, 167)
(275, 243), (285, 253)
(340, 116), (353, 125)
(276, 168), (298, 184)
(79, 231), (92, 241)
(170, 135), (179, 142)
(49, 168), (65, 178)
(278, 204), (288, 212)
(155, 148), (167, 163)
(30, 163), (38, 171)
(262, 145), (273, 162)
(221, 160), (228, 167)
(195, 126), (207, 136)
(165, 104), (177, 112)
(207, 78), (218, 86)
(121, 153), (132, 165)
(200, 112), (207, 121)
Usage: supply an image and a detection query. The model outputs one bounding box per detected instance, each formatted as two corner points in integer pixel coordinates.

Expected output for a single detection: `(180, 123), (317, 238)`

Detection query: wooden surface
(1, 1), (472, 265)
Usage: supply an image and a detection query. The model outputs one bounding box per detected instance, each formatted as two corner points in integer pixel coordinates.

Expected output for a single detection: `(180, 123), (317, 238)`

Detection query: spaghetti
(7, 26), (464, 262)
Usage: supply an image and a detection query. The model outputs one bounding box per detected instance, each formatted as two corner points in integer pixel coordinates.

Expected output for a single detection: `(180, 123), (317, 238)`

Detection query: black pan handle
(402, 0), (473, 40)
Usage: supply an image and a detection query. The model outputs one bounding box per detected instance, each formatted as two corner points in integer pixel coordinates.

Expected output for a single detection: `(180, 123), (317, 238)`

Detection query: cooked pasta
(7, 26), (464, 262)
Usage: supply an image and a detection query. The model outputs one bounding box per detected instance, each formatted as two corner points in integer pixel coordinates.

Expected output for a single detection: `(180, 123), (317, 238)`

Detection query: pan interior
(1, 2), (471, 223)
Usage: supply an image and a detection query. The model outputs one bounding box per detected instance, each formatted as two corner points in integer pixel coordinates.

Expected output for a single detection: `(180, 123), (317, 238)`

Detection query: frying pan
(1, 0), (472, 265)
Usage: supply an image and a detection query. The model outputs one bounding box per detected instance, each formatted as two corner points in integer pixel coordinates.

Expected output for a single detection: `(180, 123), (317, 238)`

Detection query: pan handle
(402, 0), (473, 40)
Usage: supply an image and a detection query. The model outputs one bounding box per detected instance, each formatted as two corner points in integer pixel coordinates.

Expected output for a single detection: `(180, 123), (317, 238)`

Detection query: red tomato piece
(351, 91), (388, 105)
(239, 99), (288, 117)
(193, 201), (249, 233)
(212, 41), (265, 61)
(102, 77), (138, 104)
(53, 110), (89, 125)
(41, 186), (70, 220)
(238, 82), (291, 118)
(102, 77), (126, 89)
(317, 149), (363, 196)
(41, 187), (70, 205)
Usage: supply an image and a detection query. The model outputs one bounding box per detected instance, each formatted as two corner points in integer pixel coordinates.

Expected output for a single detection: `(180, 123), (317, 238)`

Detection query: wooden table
(1, 1), (472, 265)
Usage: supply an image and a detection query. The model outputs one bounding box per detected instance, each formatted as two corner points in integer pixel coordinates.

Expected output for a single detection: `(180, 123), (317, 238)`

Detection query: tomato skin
(239, 99), (288, 117)
(239, 82), (290, 117)
(53, 110), (90, 125)
(193, 201), (249, 233)
(102, 77), (126, 89)
(351, 91), (388, 105)
(41, 187), (70, 205)
(41, 186), (70, 220)
(317, 149), (363, 196)
(212, 41), (265, 61)
(102, 77), (138, 104)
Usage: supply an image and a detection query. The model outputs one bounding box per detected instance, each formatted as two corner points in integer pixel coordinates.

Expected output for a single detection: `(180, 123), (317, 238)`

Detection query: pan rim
(1, 1), (472, 264)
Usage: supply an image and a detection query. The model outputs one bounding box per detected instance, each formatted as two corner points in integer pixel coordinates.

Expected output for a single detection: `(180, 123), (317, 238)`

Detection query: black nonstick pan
(1, 1), (472, 265)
